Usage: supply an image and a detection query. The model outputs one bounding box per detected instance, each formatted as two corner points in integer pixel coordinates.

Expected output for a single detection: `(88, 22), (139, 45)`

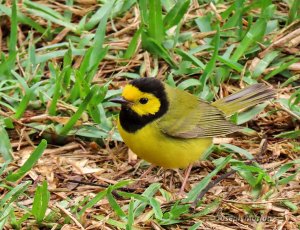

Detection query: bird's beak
(109, 97), (130, 105)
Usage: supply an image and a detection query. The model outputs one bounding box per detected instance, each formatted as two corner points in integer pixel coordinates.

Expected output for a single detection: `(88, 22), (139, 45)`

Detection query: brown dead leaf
(63, 158), (105, 175)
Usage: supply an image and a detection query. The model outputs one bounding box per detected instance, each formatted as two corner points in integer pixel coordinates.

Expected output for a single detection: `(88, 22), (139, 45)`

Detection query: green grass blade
(138, 0), (148, 25)
(230, 165), (256, 187)
(177, 79), (201, 90)
(4, 118), (14, 129)
(113, 0), (136, 17)
(191, 199), (221, 217)
(91, 9), (111, 54)
(0, 5), (45, 34)
(163, 0), (190, 30)
(14, 213), (31, 228)
(0, 53), (15, 77)
(231, 162), (273, 185)
(0, 127), (13, 162)
(84, 0), (115, 31)
(110, 180), (133, 190)
(149, 198), (163, 220)
(274, 162), (296, 179)
(58, 86), (99, 136)
(78, 47), (93, 76)
(107, 191), (126, 220)
(175, 48), (205, 69)
(13, 81), (43, 119)
(195, 14), (212, 32)
(13, 90), (34, 119)
(162, 201), (189, 222)
(24, 0), (65, 20)
(95, 215), (130, 229)
(134, 183), (161, 217)
(185, 155), (232, 203)
(87, 8), (112, 81)
(48, 70), (63, 116)
(6, 140), (47, 182)
(251, 51), (279, 78)
(0, 162), (9, 176)
(222, 0), (244, 39)
(32, 181), (50, 223)
(289, 89), (300, 109)
(264, 58), (300, 80)
(117, 191), (149, 202)
(23, 0), (77, 31)
(288, 0), (300, 24)
(282, 200), (298, 211)
(274, 130), (300, 139)
(9, 0), (17, 55)
(195, 15), (212, 43)
(199, 25), (220, 89)
(0, 181), (31, 208)
(278, 173), (299, 185)
(216, 55), (243, 72)
(23, 48), (85, 65)
(26, 8), (77, 31)
(11, 70), (29, 90)
(220, 143), (254, 160)
(233, 102), (269, 125)
(62, 45), (73, 89)
(78, 190), (107, 217)
(126, 198), (135, 230)
(0, 0), (18, 78)
(0, 204), (13, 229)
(148, 0), (164, 44)
(188, 223), (202, 230)
(123, 28), (142, 59)
(88, 84), (109, 123)
(64, 0), (73, 21)
(27, 36), (37, 72)
(231, 5), (274, 61)
(142, 37), (176, 67)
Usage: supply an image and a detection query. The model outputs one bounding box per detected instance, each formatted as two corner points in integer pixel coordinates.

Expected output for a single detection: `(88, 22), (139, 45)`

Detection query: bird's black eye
(139, 98), (148, 104)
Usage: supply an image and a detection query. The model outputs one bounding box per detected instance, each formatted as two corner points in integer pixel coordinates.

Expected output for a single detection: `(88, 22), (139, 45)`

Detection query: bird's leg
(179, 163), (193, 195)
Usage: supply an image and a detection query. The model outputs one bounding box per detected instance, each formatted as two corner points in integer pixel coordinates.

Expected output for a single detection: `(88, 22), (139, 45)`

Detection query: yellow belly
(118, 119), (212, 169)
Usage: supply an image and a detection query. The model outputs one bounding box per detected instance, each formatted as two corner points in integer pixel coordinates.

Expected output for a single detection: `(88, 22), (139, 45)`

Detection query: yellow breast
(117, 118), (212, 169)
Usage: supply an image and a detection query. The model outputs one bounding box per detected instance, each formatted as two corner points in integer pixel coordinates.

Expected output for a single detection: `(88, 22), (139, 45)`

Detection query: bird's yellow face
(122, 84), (161, 116)
(111, 78), (169, 133)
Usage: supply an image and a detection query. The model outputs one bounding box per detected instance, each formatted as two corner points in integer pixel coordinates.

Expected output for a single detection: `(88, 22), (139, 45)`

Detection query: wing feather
(158, 86), (240, 139)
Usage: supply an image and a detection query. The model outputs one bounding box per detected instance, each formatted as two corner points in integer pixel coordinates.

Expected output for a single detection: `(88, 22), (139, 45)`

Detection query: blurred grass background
(0, 0), (299, 229)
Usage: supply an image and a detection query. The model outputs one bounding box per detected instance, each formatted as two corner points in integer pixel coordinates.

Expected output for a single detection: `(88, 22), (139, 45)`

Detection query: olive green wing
(157, 86), (240, 139)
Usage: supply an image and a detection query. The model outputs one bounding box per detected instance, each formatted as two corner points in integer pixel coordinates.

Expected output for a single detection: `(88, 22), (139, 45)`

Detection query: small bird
(111, 78), (275, 190)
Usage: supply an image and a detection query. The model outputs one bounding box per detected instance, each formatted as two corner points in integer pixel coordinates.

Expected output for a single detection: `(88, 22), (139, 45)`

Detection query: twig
(191, 169), (237, 208)
(67, 179), (137, 194)
(67, 179), (124, 199)
(56, 204), (85, 230)
(67, 179), (108, 188)
(191, 138), (268, 208)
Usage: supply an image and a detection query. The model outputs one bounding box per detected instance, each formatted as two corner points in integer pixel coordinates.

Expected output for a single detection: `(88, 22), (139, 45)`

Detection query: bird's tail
(211, 83), (276, 116)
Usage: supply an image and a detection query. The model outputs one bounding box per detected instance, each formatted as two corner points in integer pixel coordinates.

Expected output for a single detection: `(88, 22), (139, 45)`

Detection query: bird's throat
(119, 107), (160, 133)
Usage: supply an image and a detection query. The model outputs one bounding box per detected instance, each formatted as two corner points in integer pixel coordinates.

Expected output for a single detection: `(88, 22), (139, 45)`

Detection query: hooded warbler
(111, 78), (275, 169)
